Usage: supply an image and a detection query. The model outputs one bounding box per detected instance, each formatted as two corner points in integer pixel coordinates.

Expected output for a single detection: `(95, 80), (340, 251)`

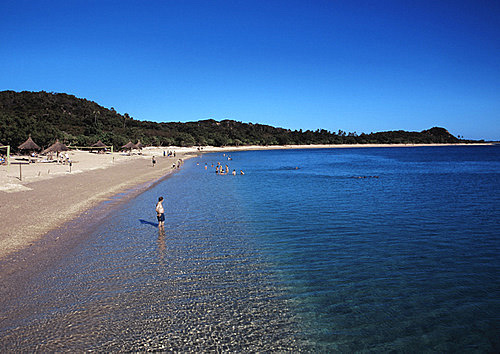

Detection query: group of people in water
(211, 162), (244, 176)
(197, 154), (244, 176)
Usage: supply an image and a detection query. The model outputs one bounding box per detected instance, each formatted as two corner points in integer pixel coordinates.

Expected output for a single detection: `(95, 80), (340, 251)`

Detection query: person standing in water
(156, 196), (165, 229)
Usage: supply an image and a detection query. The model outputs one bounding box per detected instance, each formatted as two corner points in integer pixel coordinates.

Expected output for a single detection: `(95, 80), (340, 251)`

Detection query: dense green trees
(0, 90), (469, 152)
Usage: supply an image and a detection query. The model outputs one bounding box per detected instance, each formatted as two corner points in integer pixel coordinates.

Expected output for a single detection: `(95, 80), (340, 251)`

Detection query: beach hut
(92, 140), (107, 148)
(18, 136), (41, 163)
(121, 141), (135, 150)
(42, 139), (69, 160)
(91, 140), (107, 153)
(134, 140), (144, 150)
(18, 136), (41, 151)
(43, 139), (69, 153)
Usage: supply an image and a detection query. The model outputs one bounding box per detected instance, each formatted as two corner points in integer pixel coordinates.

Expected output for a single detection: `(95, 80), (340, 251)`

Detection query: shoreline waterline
(0, 163), (187, 315)
(0, 152), (198, 260)
(0, 143), (492, 262)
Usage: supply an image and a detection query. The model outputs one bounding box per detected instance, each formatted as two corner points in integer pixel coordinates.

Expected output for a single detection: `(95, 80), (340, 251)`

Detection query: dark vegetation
(0, 90), (474, 151)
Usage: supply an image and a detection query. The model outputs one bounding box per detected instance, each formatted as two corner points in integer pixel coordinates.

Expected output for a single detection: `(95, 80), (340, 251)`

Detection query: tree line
(0, 90), (474, 152)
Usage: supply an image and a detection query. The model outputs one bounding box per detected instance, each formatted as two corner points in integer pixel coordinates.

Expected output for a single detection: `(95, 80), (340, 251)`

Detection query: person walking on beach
(152, 156), (156, 167)
(156, 196), (165, 229)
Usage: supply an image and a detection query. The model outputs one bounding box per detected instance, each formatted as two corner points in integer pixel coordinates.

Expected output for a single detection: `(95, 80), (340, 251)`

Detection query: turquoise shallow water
(1, 146), (499, 351)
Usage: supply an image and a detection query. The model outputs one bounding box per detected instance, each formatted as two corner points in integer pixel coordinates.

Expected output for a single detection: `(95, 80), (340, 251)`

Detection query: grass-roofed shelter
(92, 140), (107, 148)
(18, 136), (41, 152)
(18, 136), (41, 163)
(121, 141), (135, 150)
(42, 139), (69, 158)
(134, 140), (144, 150)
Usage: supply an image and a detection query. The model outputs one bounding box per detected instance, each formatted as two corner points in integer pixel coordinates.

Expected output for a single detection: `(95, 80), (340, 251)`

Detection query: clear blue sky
(1, 0), (499, 140)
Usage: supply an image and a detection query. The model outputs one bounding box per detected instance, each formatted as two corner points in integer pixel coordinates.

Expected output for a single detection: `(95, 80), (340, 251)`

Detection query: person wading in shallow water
(156, 196), (165, 229)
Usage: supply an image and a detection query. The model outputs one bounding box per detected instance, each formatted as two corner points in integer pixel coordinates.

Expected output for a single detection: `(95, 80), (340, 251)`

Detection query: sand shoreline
(0, 142), (492, 262)
(0, 148), (197, 260)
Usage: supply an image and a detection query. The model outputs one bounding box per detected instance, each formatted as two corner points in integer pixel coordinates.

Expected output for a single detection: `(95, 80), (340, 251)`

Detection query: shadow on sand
(139, 219), (158, 227)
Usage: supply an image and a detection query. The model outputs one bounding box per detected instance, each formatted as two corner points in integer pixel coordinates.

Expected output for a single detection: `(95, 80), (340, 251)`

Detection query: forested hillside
(0, 91), (468, 151)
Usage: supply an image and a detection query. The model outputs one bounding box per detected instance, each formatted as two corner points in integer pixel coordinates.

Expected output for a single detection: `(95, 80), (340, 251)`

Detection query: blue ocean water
(226, 146), (500, 351)
(1, 146), (499, 351)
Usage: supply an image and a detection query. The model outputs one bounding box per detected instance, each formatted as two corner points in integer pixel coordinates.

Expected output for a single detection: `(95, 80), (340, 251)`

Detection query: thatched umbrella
(18, 136), (41, 151)
(92, 140), (107, 148)
(122, 141), (135, 150)
(134, 140), (144, 150)
(90, 140), (107, 153)
(42, 139), (69, 159)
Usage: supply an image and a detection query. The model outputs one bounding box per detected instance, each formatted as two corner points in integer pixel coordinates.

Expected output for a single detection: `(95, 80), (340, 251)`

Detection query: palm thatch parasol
(92, 140), (107, 148)
(134, 140), (144, 149)
(122, 141), (136, 150)
(18, 136), (41, 151)
(42, 139), (69, 155)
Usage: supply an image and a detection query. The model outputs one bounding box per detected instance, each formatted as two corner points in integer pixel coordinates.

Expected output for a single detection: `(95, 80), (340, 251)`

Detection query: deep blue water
(1, 146), (499, 351)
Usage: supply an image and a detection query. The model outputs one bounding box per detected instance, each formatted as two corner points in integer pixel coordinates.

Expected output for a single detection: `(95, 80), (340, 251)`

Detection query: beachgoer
(156, 197), (165, 228)
(232, 169), (236, 175)
(240, 170), (245, 175)
(152, 156), (156, 167)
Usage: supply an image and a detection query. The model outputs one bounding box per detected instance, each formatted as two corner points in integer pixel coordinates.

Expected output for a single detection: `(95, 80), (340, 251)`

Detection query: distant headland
(0, 90), (483, 151)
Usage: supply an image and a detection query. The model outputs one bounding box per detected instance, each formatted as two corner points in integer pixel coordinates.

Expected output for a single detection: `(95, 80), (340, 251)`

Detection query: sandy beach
(0, 142), (490, 261)
(0, 147), (197, 260)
